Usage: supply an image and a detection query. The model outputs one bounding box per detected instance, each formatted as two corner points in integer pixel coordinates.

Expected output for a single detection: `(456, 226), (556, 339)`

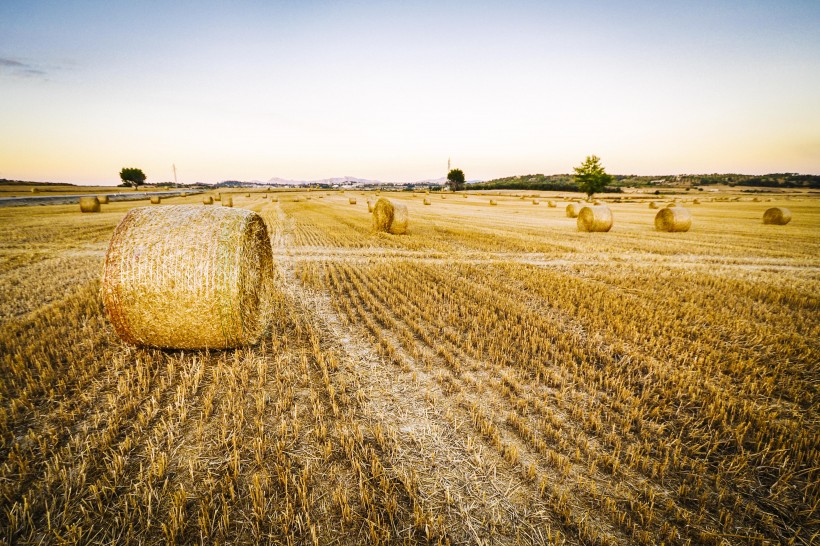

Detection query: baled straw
(215, 194), (221, 201)
(565, 202), (582, 218)
(532, 200), (539, 205)
(367, 201), (373, 212)
(246, 193), (251, 198)
(489, 199), (497, 206)
(98, 195), (110, 204)
(423, 198), (431, 205)
(31, 187), (39, 193)
(666, 202), (678, 207)
(649, 201), (659, 209)
(547, 200), (556, 207)
(150, 196), (161, 204)
(577, 205), (613, 232)
(272, 196), (279, 202)
(79, 196), (100, 213)
(349, 198), (357, 204)
(203, 196), (214, 205)
(223, 196), (233, 207)
(655, 207), (692, 232)
(372, 197), (408, 234)
(693, 198), (700, 204)
(763, 207), (791, 225)
(102, 205), (274, 349)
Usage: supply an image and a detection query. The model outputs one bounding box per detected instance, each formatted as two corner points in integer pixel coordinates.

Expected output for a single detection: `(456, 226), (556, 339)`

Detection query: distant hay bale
(245, 193), (251, 198)
(98, 195), (110, 204)
(752, 197), (761, 202)
(577, 205), (613, 232)
(655, 207), (692, 232)
(79, 196), (100, 213)
(203, 196), (213, 205)
(215, 194), (221, 202)
(763, 207), (791, 225)
(649, 201), (659, 209)
(423, 198), (431, 205)
(223, 196), (233, 207)
(666, 202), (678, 208)
(272, 196), (278, 202)
(101, 205), (274, 349)
(547, 200), (556, 207)
(441, 195), (446, 199)
(693, 199), (700, 204)
(262, 194), (267, 198)
(593, 200), (602, 205)
(566, 203), (582, 218)
(150, 196), (161, 204)
(31, 187), (39, 193)
(489, 200), (497, 206)
(349, 198), (357, 204)
(372, 198), (408, 234)
(367, 201), (373, 212)
(532, 200), (539, 205)
(463, 194), (468, 198)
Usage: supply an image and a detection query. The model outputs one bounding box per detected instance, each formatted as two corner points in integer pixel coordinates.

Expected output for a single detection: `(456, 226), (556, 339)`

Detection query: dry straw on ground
(566, 202), (582, 218)
(102, 205), (274, 349)
(79, 196), (100, 213)
(577, 205), (613, 232)
(655, 207), (692, 232)
(349, 198), (357, 205)
(372, 197), (408, 234)
(223, 196), (233, 207)
(98, 195), (109, 204)
(150, 196), (161, 204)
(203, 196), (214, 205)
(763, 207), (792, 225)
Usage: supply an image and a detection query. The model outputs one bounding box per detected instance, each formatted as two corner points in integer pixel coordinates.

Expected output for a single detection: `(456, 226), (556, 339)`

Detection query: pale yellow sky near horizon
(2, 1), (819, 184)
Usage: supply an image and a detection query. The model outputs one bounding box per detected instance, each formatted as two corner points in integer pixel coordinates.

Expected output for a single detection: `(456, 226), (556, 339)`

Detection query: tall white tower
(172, 164), (178, 185)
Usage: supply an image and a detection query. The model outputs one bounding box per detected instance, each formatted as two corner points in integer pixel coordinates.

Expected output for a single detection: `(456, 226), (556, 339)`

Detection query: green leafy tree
(573, 155), (613, 199)
(446, 168), (465, 191)
(119, 167), (146, 187)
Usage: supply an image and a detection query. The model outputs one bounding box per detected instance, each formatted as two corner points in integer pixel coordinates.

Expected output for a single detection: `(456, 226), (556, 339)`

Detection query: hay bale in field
(463, 194), (468, 198)
(79, 196), (100, 213)
(566, 202), (582, 218)
(655, 207), (692, 232)
(532, 200), (539, 205)
(649, 201), (659, 209)
(593, 200), (602, 205)
(693, 199), (700, 205)
(272, 196), (279, 202)
(367, 201), (373, 212)
(547, 200), (556, 207)
(31, 187), (39, 193)
(245, 193), (251, 198)
(372, 198), (408, 234)
(489, 200), (497, 206)
(215, 194), (221, 202)
(150, 196), (161, 204)
(763, 207), (791, 225)
(577, 205), (613, 232)
(423, 198), (431, 205)
(349, 198), (357, 204)
(98, 195), (109, 204)
(223, 196), (233, 207)
(102, 205), (274, 349)
(203, 196), (214, 205)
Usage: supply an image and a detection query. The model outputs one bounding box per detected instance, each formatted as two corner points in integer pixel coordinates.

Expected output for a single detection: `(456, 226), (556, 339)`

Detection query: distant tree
(573, 155), (613, 199)
(119, 167), (146, 187)
(446, 169), (465, 191)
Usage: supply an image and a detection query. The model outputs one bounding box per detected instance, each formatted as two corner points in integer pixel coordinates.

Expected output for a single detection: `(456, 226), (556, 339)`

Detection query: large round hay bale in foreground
(566, 203), (582, 218)
(102, 205), (274, 349)
(150, 196), (161, 204)
(79, 196), (100, 213)
(372, 198), (408, 234)
(203, 196), (213, 205)
(223, 196), (233, 207)
(577, 205), (613, 232)
(763, 207), (791, 225)
(98, 195), (110, 204)
(655, 207), (692, 232)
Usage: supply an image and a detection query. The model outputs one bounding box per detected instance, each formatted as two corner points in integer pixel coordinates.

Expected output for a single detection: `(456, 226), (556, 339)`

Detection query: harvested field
(1, 191), (818, 545)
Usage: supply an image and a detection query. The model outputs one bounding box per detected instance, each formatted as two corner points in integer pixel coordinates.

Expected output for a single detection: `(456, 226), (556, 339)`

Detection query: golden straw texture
(763, 207), (792, 225)
(423, 198), (431, 205)
(349, 198), (357, 204)
(547, 200), (556, 207)
(565, 203), (582, 218)
(98, 195), (109, 204)
(150, 196), (161, 204)
(649, 201), (659, 209)
(655, 207), (692, 232)
(102, 205), (274, 349)
(372, 198), (408, 234)
(577, 205), (613, 232)
(223, 197), (233, 207)
(203, 196), (214, 205)
(79, 197), (100, 213)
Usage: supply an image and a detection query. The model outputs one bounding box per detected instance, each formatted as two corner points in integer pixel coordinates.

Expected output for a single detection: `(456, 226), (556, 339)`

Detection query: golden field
(1, 190), (818, 545)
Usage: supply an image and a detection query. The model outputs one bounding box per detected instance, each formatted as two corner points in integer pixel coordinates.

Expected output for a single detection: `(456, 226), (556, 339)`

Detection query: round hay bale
(593, 200), (602, 206)
(547, 200), (556, 208)
(463, 194), (468, 198)
(763, 207), (791, 225)
(666, 202), (678, 208)
(223, 196), (233, 207)
(31, 187), (39, 193)
(372, 198), (408, 234)
(565, 203), (582, 218)
(532, 200), (539, 205)
(693, 199), (700, 205)
(649, 201), (659, 209)
(423, 198), (431, 205)
(489, 200), (497, 206)
(577, 205), (613, 232)
(349, 198), (357, 205)
(203, 196), (214, 205)
(215, 194), (221, 202)
(367, 201), (373, 213)
(655, 207), (692, 232)
(262, 194), (267, 199)
(272, 196), (279, 202)
(150, 196), (161, 204)
(102, 205), (274, 349)
(98, 195), (110, 204)
(245, 193), (251, 198)
(79, 196), (100, 213)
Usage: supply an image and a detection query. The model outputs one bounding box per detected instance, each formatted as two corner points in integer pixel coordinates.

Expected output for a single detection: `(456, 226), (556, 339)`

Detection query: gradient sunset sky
(1, 1), (819, 185)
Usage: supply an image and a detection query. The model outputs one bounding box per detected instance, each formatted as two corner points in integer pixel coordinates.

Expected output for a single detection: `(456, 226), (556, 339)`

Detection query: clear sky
(1, 1), (819, 185)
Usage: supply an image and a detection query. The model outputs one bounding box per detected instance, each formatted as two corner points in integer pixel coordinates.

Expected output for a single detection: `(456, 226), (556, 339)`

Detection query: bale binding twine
(102, 205), (274, 349)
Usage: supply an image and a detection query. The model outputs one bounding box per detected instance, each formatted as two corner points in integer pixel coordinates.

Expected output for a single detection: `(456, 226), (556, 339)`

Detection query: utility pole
(173, 164), (178, 185)
(447, 157), (451, 173)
